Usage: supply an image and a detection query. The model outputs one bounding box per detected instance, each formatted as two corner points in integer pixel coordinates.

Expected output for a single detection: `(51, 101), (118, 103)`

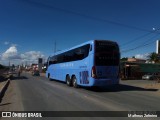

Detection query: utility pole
(156, 40), (160, 54)
(9, 59), (11, 70)
(9, 60), (10, 67)
(54, 40), (56, 54)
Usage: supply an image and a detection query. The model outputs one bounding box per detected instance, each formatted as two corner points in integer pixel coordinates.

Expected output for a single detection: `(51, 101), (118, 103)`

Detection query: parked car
(142, 73), (160, 80)
(32, 70), (40, 76)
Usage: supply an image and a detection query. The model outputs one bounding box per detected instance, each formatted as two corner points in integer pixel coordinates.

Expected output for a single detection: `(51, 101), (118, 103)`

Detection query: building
(120, 58), (160, 80)
(127, 58), (146, 63)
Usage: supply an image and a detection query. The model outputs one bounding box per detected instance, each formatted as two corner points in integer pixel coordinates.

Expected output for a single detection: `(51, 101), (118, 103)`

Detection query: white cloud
(21, 51), (45, 63)
(1, 45), (45, 65)
(135, 53), (149, 60)
(1, 45), (20, 60)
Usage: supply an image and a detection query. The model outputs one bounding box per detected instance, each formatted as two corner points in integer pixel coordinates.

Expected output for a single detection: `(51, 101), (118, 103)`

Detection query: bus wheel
(66, 75), (72, 86)
(72, 76), (78, 88)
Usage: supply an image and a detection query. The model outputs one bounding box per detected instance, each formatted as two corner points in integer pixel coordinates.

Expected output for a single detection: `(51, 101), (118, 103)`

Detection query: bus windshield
(95, 41), (120, 66)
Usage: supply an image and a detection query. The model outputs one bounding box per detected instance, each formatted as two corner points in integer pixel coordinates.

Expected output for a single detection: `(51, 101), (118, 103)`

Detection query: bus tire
(66, 75), (72, 86)
(72, 76), (78, 88)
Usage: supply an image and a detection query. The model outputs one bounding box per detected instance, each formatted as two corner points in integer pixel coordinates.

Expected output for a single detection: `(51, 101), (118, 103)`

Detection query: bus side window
(49, 57), (57, 65)
(49, 61), (52, 65)
(90, 44), (92, 51)
(49, 60), (57, 65)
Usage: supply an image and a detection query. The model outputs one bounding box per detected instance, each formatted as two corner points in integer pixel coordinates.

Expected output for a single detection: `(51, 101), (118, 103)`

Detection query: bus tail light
(91, 66), (97, 78)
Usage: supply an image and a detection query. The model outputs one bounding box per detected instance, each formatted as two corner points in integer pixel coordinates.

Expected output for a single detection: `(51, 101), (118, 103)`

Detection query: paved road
(0, 72), (160, 120)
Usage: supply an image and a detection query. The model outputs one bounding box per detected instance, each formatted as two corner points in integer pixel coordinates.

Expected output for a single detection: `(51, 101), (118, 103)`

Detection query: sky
(0, 0), (160, 65)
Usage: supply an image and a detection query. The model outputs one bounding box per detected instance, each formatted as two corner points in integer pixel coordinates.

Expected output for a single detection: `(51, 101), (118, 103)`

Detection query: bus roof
(49, 39), (117, 57)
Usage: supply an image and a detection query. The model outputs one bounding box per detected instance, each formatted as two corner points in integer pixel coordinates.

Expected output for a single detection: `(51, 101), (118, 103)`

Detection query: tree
(0, 64), (5, 69)
(148, 52), (159, 63)
(121, 57), (128, 62)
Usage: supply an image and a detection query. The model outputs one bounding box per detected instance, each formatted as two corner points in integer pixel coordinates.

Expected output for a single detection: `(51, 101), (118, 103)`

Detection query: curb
(0, 79), (10, 99)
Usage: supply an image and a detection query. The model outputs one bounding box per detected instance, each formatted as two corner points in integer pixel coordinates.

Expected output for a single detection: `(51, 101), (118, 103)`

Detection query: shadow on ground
(0, 102), (11, 106)
(0, 80), (10, 103)
(84, 84), (159, 92)
(11, 76), (28, 80)
(39, 78), (159, 93)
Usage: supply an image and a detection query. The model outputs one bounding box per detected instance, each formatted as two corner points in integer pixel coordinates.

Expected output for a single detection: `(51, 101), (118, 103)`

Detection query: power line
(23, 0), (160, 55)
(120, 28), (160, 47)
(24, 0), (152, 32)
(121, 34), (160, 53)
